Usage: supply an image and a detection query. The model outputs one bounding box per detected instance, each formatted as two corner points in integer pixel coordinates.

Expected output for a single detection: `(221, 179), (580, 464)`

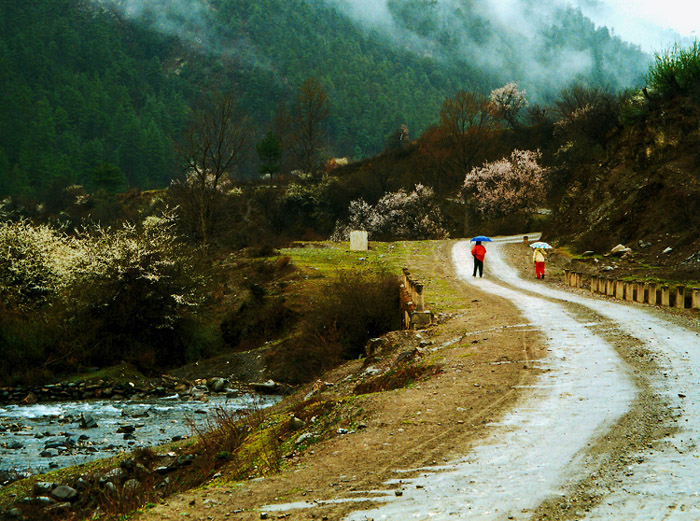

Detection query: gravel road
(341, 237), (700, 520)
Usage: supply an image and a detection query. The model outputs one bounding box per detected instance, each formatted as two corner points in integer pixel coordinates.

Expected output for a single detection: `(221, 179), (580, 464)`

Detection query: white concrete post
(647, 283), (657, 305)
(349, 230), (368, 251)
(676, 286), (686, 309)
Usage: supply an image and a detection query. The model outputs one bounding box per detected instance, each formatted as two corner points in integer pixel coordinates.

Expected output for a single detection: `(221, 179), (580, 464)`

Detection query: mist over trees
(0, 0), (649, 201)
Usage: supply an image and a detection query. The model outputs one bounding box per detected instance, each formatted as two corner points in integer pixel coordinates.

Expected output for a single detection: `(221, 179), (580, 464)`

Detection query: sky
(570, 0), (698, 52)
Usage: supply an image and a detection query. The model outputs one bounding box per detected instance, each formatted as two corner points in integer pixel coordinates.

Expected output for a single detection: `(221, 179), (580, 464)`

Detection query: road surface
(342, 237), (700, 520)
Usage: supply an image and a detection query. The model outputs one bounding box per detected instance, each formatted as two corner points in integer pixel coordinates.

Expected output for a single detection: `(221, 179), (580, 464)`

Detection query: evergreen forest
(0, 0), (648, 201)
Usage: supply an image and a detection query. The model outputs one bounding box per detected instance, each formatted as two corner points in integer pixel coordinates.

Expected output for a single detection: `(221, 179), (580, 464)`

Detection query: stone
(209, 378), (227, 393)
(6, 441), (23, 450)
(364, 337), (390, 358)
(51, 485), (78, 502)
(33, 482), (57, 496)
(100, 467), (128, 484)
(609, 244), (632, 256)
(116, 425), (135, 433)
(251, 380), (280, 394)
(123, 479), (141, 493)
(295, 433), (314, 445)
(290, 416), (305, 430)
(79, 413), (98, 429)
(40, 449), (59, 458)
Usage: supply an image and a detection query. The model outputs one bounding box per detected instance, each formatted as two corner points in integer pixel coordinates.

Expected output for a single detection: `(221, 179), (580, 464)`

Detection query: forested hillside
(0, 0), (648, 201)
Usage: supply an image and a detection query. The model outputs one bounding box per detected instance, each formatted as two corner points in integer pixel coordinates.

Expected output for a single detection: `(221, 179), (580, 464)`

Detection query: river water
(0, 393), (280, 479)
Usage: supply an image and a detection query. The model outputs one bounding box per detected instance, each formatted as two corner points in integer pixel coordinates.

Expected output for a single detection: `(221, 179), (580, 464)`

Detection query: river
(0, 393), (280, 481)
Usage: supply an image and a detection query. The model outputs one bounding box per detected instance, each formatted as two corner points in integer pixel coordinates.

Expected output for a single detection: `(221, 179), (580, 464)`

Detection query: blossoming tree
(332, 184), (448, 241)
(463, 149), (548, 218)
(489, 82), (528, 129)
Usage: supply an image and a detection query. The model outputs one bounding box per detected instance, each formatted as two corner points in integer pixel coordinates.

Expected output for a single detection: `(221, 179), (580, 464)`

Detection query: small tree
(463, 149), (548, 218)
(489, 82), (528, 129)
(256, 131), (283, 178)
(552, 84), (620, 147)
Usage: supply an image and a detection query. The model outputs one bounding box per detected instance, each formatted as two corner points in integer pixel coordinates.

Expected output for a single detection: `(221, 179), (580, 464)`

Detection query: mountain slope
(0, 0), (650, 200)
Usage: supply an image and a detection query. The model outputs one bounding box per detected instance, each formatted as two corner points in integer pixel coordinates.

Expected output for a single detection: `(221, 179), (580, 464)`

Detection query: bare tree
(174, 92), (249, 249)
(438, 90), (498, 234)
(439, 90), (496, 178)
(287, 78), (330, 176)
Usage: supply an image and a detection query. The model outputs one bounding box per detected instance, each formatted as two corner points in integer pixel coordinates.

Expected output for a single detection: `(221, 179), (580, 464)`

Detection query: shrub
(268, 269), (401, 384)
(0, 211), (205, 380)
(332, 184), (448, 241)
(646, 41), (700, 99)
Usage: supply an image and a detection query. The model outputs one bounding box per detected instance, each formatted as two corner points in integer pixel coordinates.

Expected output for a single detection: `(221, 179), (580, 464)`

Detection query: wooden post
(635, 283), (646, 304)
(625, 282), (635, 302)
(590, 276), (599, 294)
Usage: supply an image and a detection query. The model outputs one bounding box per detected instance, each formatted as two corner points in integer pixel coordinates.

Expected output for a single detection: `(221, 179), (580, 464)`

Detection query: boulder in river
(79, 412), (98, 429)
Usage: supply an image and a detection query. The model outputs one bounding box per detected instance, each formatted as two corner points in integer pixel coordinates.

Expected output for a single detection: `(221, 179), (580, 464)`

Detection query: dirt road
(138, 238), (700, 520)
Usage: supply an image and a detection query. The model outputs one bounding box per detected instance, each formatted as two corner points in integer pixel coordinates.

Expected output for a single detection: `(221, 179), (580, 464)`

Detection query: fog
(91, 0), (681, 100)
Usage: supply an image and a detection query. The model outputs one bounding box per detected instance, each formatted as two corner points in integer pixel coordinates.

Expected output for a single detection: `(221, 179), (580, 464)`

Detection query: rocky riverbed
(0, 383), (281, 484)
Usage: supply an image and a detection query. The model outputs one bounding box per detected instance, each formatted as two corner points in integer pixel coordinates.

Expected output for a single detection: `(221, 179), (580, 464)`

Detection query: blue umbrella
(470, 235), (492, 242)
(530, 241), (552, 249)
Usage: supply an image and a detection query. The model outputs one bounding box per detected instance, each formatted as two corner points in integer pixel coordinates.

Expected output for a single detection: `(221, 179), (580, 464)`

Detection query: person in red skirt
(533, 247), (546, 279)
(471, 241), (487, 277)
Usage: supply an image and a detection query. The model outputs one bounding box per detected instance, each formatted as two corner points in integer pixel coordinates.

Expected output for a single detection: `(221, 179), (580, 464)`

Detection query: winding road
(341, 237), (700, 520)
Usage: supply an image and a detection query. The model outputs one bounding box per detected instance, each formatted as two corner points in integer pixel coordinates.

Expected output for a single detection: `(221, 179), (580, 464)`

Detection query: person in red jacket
(471, 240), (486, 277)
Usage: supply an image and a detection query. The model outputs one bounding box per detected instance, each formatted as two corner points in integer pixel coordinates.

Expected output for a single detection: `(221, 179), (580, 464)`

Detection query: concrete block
(636, 283), (646, 304)
(615, 280), (625, 300)
(660, 286), (670, 306)
(625, 282), (635, 302)
(692, 288), (700, 309)
(676, 286), (686, 309)
(647, 283), (657, 305)
(409, 310), (433, 330)
(350, 230), (368, 251)
(606, 279), (615, 297)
